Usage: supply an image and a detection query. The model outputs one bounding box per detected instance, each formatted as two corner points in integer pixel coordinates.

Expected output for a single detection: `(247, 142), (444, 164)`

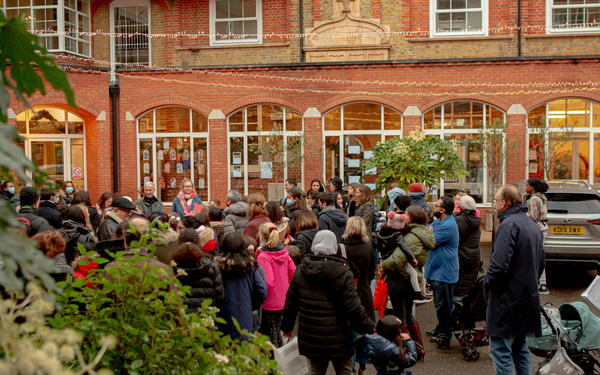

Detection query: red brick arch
(418, 95), (512, 114)
(522, 93), (600, 112)
(10, 94), (102, 119)
(221, 94), (309, 116)
(91, 0), (170, 16)
(317, 95), (407, 115)
(130, 95), (212, 118)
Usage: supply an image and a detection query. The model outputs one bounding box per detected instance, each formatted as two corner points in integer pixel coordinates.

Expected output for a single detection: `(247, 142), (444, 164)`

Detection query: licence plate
(550, 226), (585, 235)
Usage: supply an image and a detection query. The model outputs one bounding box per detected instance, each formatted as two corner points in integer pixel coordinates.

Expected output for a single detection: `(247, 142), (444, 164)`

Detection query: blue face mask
(66, 187), (74, 194)
(53, 197), (60, 204)
(8, 187), (15, 195)
(286, 199), (293, 206)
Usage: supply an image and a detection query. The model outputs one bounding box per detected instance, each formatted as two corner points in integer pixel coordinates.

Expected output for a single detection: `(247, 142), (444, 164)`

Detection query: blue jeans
(430, 280), (453, 337)
(489, 337), (532, 375)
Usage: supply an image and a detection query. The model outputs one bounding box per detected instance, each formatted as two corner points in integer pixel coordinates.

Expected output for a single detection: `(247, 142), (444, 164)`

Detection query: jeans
(430, 280), (453, 337)
(489, 337), (532, 375)
(309, 355), (354, 375)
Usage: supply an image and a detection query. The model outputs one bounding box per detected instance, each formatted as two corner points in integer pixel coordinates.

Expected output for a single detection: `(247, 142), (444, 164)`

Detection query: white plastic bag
(274, 337), (310, 375)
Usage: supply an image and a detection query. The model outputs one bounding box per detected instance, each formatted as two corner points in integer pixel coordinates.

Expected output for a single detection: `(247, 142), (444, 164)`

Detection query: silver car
(544, 180), (600, 269)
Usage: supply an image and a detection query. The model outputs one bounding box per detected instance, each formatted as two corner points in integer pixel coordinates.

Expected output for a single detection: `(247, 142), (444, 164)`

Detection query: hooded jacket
(485, 204), (545, 338)
(379, 227), (416, 273)
(242, 212), (271, 243)
(318, 205), (347, 243)
(365, 334), (417, 375)
(281, 254), (375, 360)
(386, 188), (407, 213)
(223, 202), (250, 236)
(37, 200), (63, 229)
(409, 192), (434, 223)
(174, 257), (224, 313)
(16, 206), (53, 237)
(295, 227), (318, 260)
(58, 219), (96, 265)
(454, 210), (482, 297)
(256, 242), (296, 311)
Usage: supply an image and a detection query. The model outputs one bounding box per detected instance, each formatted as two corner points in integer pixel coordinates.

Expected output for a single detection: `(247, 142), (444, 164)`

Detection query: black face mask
(433, 211), (443, 219)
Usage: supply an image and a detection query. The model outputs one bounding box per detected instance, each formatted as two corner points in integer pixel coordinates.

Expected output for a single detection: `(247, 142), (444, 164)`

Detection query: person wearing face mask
(0, 180), (16, 203)
(172, 179), (203, 217)
(60, 181), (77, 206)
(16, 186), (53, 236)
(284, 189), (305, 237)
(37, 186), (64, 229)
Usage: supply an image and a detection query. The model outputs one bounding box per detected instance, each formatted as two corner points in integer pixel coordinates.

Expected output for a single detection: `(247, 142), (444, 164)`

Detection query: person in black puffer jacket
(16, 187), (53, 237)
(453, 195), (481, 298)
(37, 187), (63, 230)
(317, 192), (347, 243)
(281, 230), (375, 373)
(293, 210), (319, 263)
(59, 206), (96, 266)
(172, 242), (224, 313)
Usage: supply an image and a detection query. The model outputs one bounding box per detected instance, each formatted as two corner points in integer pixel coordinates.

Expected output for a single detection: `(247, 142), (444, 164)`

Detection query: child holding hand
(365, 316), (418, 375)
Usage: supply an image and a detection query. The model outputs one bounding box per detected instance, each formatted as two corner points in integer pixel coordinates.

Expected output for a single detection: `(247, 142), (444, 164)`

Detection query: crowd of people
(0, 175), (549, 375)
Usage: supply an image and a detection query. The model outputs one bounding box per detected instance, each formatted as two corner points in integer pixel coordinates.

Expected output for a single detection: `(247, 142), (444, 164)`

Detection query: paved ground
(323, 245), (598, 375)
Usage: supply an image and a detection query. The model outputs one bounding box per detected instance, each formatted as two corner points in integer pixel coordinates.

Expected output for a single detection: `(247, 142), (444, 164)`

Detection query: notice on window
(348, 159), (360, 168)
(72, 167), (82, 180)
(261, 162), (272, 179)
(365, 183), (376, 191)
(233, 152), (242, 165)
(365, 167), (377, 175)
(364, 151), (374, 159)
(233, 165), (242, 177)
(347, 146), (360, 155)
(348, 175), (361, 184)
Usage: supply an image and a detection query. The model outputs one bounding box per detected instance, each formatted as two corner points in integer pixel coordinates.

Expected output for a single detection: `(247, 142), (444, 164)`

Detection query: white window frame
(109, 0), (152, 68)
(546, 1), (600, 34)
(63, 0), (91, 56)
(135, 107), (211, 206)
(209, 0), (263, 46)
(422, 101), (506, 206)
(429, 0), (488, 38)
(322, 103), (403, 193)
(1, 0), (91, 57)
(227, 105), (303, 197)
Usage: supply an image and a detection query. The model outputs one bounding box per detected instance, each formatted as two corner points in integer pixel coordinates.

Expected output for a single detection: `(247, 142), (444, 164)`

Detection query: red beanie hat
(408, 183), (423, 193)
(202, 238), (217, 252)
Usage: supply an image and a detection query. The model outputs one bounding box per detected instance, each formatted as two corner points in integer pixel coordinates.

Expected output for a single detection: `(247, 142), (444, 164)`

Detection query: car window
(545, 193), (600, 214)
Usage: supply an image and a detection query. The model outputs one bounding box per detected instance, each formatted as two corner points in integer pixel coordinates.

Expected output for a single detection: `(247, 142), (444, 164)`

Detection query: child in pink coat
(256, 222), (296, 348)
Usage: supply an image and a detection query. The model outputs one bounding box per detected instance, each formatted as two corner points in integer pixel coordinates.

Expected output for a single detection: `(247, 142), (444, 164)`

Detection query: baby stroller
(527, 302), (600, 375)
(450, 275), (488, 361)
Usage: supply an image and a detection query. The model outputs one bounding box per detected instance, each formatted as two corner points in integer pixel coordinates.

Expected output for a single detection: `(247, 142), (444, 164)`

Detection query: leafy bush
(49, 222), (276, 375)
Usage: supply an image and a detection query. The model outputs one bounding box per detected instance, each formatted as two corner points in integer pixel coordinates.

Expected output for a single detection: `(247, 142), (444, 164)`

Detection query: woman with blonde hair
(354, 185), (375, 237)
(256, 222), (296, 347)
(341, 216), (376, 374)
(242, 194), (271, 243)
(171, 178), (203, 217)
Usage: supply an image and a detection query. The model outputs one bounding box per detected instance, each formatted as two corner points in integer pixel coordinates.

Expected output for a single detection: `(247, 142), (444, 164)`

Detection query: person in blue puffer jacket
(365, 315), (418, 375)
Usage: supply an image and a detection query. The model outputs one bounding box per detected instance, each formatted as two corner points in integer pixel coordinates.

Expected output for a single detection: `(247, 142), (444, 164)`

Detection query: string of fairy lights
(50, 54), (600, 89)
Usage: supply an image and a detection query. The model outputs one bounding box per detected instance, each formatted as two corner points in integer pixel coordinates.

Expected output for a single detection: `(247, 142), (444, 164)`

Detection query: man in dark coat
(16, 187), (53, 236)
(98, 197), (135, 241)
(453, 195), (481, 297)
(317, 192), (347, 243)
(281, 230), (374, 375)
(485, 185), (544, 375)
(37, 187), (63, 229)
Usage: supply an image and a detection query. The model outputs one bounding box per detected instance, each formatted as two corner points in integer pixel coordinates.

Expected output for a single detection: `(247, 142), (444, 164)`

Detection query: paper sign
(233, 152), (242, 165)
(176, 138), (183, 148)
(261, 162), (272, 179)
(163, 139), (169, 149)
(183, 150), (190, 160)
(198, 178), (205, 189)
(157, 150), (164, 160)
(143, 150), (149, 160)
(233, 165), (242, 177)
(170, 150), (176, 160)
(348, 146), (360, 155)
(199, 164), (205, 175)
(164, 163), (170, 173)
(143, 162), (149, 173)
(366, 167), (377, 175)
(365, 183), (376, 191)
(170, 178), (177, 188)
(198, 149), (204, 161)
(348, 175), (361, 184)
(72, 167), (82, 180)
(348, 159), (360, 168)
(158, 177), (164, 187)
(364, 151), (374, 159)
(176, 163), (183, 174)
(143, 176), (149, 184)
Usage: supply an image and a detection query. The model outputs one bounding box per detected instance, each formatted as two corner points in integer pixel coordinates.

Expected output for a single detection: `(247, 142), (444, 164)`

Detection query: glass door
(29, 139), (65, 188)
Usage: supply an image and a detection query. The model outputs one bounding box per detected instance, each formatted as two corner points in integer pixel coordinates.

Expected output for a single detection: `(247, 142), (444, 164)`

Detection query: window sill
(407, 36), (512, 43)
(525, 33), (600, 39)
(176, 42), (290, 51)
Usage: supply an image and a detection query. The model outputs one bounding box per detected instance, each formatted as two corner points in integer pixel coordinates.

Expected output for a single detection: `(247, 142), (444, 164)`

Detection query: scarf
(178, 190), (202, 216)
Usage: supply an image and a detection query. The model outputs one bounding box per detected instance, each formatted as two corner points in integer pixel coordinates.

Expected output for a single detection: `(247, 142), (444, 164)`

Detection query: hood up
(301, 254), (350, 293)
(319, 206), (348, 226)
(387, 188), (407, 211)
(60, 219), (91, 242)
(311, 230), (338, 255)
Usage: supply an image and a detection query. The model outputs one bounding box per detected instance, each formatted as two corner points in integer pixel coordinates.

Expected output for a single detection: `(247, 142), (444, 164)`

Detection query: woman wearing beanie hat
(393, 195), (412, 213)
(453, 195), (481, 298)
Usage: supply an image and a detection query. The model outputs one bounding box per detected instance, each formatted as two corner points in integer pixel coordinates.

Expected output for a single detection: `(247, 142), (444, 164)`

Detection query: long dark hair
(287, 189), (303, 210)
(309, 179), (324, 193)
(265, 200), (284, 224)
(65, 205), (87, 226)
(527, 177), (549, 194)
(71, 191), (92, 206)
(215, 232), (256, 276)
(376, 316), (409, 366)
(97, 191), (113, 210)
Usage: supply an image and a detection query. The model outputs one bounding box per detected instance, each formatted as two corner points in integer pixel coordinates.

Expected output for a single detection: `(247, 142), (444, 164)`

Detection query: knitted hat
(393, 195), (412, 212)
(408, 183), (423, 193)
(459, 195), (477, 211)
(20, 187), (39, 206)
(387, 211), (407, 230)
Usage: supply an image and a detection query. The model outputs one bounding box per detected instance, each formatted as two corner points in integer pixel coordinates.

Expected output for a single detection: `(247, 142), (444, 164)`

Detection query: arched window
(228, 105), (303, 198)
(527, 98), (600, 188)
(422, 101), (505, 204)
(322, 103), (402, 192)
(136, 107), (209, 205)
(17, 106), (86, 190)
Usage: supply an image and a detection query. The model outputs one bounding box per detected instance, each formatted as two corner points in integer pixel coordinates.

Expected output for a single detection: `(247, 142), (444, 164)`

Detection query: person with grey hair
(281, 230), (375, 375)
(224, 189), (250, 236)
(135, 181), (165, 218)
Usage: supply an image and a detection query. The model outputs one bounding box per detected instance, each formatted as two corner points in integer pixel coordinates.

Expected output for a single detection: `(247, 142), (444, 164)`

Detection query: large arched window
(527, 98), (600, 189)
(423, 101), (505, 204)
(17, 106), (86, 190)
(228, 105), (303, 198)
(323, 103), (402, 193)
(136, 107), (210, 205)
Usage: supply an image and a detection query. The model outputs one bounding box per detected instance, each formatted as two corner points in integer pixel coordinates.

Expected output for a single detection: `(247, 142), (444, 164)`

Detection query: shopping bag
(538, 347), (584, 375)
(274, 337), (310, 375)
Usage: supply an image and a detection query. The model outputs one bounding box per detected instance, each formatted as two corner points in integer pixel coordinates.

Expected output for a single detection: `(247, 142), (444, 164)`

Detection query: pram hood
(559, 302), (600, 351)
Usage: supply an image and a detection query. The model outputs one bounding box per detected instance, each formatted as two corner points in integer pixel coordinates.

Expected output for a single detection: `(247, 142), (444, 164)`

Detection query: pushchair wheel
(470, 348), (480, 361)
(462, 347), (480, 361)
(437, 335), (451, 349)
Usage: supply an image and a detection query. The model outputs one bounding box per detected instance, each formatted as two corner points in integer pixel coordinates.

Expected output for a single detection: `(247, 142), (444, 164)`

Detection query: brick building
(4, 0), (600, 214)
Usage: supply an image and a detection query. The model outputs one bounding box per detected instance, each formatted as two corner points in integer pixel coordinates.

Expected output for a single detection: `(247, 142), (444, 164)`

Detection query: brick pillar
(209, 116), (228, 203)
(119, 115), (138, 199)
(506, 113), (527, 184)
(403, 115), (422, 136)
(302, 113), (323, 191)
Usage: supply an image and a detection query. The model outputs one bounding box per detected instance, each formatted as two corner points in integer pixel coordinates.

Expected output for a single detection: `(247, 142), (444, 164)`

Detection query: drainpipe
(299, 0), (304, 62)
(517, 0), (522, 57)
(109, 84), (120, 194)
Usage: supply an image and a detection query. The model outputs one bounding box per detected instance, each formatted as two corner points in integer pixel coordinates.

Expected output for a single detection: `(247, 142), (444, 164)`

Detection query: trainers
(426, 328), (438, 337)
(425, 286), (433, 297)
(414, 293), (433, 305)
(539, 284), (550, 295)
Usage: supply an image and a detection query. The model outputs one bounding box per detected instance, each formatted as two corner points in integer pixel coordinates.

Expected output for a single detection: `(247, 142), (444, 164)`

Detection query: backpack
(15, 217), (32, 236)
